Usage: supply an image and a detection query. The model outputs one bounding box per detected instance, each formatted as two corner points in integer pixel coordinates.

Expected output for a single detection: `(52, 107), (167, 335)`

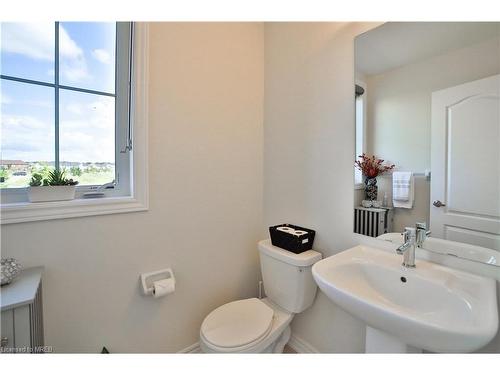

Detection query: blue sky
(1, 22), (116, 163)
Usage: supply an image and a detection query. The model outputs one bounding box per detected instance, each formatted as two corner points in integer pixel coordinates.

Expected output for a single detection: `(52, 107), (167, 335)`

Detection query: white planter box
(28, 186), (76, 203)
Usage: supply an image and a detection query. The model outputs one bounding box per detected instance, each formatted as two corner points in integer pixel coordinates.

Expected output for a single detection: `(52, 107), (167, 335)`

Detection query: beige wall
(376, 176), (430, 232)
(363, 37), (500, 231)
(2, 22), (499, 354)
(0, 22), (265, 353)
(264, 22), (381, 352)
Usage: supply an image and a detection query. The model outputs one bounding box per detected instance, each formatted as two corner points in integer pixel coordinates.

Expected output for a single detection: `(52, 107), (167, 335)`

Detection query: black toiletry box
(269, 224), (316, 254)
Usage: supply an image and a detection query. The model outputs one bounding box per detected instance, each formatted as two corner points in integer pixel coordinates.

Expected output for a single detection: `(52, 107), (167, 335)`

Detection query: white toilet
(199, 239), (322, 353)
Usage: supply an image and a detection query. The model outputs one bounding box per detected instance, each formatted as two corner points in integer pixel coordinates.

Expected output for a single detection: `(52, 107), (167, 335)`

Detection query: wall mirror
(353, 22), (500, 267)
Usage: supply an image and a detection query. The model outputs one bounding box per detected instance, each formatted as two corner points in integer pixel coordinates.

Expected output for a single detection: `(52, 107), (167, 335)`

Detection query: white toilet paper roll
(277, 226), (294, 233)
(153, 278), (175, 298)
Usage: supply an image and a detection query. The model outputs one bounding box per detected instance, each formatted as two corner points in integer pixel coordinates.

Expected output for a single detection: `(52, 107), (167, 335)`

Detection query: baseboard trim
(178, 342), (201, 353)
(288, 334), (319, 353)
(177, 334), (319, 354)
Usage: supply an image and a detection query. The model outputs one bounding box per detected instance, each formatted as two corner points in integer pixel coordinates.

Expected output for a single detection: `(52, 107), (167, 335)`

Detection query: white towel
(392, 172), (414, 209)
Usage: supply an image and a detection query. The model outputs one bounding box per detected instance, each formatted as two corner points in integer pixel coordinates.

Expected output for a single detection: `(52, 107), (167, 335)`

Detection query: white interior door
(431, 74), (500, 251)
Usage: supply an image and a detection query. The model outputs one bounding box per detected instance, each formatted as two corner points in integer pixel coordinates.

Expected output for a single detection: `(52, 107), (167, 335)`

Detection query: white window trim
(354, 79), (367, 190)
(0, 23), (149, 225)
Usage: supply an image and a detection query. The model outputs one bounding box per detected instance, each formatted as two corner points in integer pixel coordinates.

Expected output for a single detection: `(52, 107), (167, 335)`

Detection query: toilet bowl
(199, 239), (322, 353)
(200, 298), (293, 353)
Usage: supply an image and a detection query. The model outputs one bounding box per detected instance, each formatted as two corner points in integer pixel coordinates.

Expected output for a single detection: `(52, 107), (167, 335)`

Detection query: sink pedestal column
(365, 326), (422, 353)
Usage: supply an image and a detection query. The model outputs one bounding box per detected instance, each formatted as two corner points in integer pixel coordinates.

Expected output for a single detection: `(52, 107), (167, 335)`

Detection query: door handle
(433, 200), (446, 207)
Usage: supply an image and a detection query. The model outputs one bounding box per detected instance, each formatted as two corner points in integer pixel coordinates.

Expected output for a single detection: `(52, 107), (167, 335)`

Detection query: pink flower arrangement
(355, 153), (395, 178)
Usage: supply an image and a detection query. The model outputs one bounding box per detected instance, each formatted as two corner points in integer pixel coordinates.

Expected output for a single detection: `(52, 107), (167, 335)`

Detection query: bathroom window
(1, 22), (131, 195)
(354, 83), (366, 187)
(0, 22), (149, 222)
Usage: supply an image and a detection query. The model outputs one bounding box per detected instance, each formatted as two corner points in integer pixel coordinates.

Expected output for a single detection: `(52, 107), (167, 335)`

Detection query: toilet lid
(201, 298), (274, 348)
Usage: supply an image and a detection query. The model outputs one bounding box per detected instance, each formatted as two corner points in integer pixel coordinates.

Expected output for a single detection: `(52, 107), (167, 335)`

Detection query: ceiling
(355, 22), (500, 76)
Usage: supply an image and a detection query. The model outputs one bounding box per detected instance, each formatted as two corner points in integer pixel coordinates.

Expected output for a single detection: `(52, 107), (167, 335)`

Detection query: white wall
(366, 36), (500, 173)
(2, 22), (498, 354)
(0, 22), (265, 353)
(264, 22), (381, 352)
(264, 22), (500, 354)
(363, 37), (500, 231)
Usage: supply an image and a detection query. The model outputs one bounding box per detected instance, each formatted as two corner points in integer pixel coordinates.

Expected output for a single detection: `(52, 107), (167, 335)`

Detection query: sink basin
(312, 245), (498, 352)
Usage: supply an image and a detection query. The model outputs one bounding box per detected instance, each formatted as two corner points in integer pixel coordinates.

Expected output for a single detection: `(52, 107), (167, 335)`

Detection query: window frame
(1, 22), (131, 200)
(0, 23), (149, 224)
(354, 80), (367, 189)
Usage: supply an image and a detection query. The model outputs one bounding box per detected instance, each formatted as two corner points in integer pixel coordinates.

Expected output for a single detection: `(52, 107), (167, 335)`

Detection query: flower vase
(364, 176), (378, 201)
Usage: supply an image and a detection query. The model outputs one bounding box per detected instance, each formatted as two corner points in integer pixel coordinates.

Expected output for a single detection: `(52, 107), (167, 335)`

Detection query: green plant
(29, 169), (78, 187)
(29, 173), (43, 186)
(29, 164), (52, 180)
(46, 169), (79, 186)
(0, 169), (10, 182)
(70, 166), (82, 177)
(85, 165), (100, 174)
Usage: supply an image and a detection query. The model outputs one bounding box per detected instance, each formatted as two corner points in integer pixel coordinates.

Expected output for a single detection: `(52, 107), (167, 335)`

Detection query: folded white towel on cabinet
(392, 171), (414, 209)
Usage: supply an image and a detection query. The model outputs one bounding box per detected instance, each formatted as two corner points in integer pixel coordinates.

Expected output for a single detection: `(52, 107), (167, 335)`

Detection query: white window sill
(1, 23), (150, 226)
(1, 196), (148, 224)
(354, 183), (365, 190)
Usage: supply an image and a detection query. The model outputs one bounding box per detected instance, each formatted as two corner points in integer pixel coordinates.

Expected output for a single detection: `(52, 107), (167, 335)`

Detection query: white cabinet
(1, 267), (44, 353)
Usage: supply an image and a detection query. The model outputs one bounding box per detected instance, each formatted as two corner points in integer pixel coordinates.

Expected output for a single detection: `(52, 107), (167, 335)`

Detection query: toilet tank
(258, 239), (322, 313)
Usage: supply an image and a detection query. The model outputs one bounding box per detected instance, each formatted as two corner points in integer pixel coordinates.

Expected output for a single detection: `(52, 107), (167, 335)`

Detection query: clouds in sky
(59, 25), (89, 84)
(1, 92), (115, 163)
(1, 22), (116, 163)
(59, 95), (115, 163)
(1, 23), (54, 61)
(1, 93), (12, 105)
(91, 49), (112, 64)
(1, 22), (114, 85)
(1, 113), (55, 162)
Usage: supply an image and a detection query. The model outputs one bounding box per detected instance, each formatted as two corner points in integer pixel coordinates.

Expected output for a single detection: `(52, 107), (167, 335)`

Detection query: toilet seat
(200, 298), (274, 349)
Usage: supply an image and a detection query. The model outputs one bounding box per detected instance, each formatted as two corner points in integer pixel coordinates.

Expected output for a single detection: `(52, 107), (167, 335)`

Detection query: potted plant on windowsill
(28, 170), (79, 203)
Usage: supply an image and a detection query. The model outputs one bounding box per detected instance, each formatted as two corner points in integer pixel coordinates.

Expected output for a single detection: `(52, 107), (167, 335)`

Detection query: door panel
(445, 225), (500, 250)
(448, 95), (499, 217)
(431, 74), (500, 250)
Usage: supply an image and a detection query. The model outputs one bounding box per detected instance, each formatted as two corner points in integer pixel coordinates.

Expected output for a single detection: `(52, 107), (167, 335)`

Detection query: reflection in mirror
(353, 22), (500, 267)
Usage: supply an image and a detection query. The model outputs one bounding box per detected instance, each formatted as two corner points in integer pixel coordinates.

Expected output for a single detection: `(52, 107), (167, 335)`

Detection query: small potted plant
(355, 153), (395, 201)
(28, 169), (79, 203)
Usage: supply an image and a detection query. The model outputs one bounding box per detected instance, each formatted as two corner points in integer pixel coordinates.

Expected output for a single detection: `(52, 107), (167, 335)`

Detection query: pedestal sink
(312, 245), (498, 353)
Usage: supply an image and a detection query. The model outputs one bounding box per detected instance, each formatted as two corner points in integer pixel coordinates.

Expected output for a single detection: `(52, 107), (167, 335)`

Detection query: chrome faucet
(396, 227), (416, 268)
(416, 222), (431, 248)
(396, 222), (432, 268)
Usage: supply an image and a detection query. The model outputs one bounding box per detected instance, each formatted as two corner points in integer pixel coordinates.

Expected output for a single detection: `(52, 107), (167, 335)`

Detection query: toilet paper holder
(140, 268), (176, 296)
